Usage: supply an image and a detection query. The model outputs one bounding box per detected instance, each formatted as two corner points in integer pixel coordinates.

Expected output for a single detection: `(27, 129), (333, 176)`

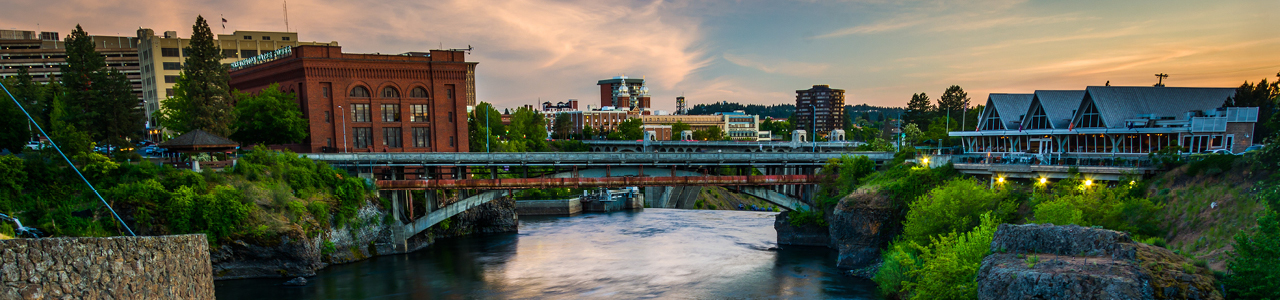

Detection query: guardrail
(949, 153), (1158, 168)
(302, 152), (896, 166)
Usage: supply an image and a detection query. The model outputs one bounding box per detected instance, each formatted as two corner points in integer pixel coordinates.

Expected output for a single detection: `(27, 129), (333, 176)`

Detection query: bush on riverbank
(0, 148), (376, 244)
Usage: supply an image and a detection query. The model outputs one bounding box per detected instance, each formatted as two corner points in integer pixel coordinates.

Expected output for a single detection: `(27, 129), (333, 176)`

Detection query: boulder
(829, 189), (901, 269)
(977, 224), (1222, 300)
(282, 277), (308, 286)
(774, 211), (830, 247)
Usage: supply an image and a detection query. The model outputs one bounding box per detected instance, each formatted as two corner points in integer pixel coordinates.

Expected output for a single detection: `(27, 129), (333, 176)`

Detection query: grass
(1025, 254), (1040, 268)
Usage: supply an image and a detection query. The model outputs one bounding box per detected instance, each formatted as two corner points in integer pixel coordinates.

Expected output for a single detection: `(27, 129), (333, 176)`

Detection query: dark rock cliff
(774, 210), (830, 247)
(977, 224), (1221, 300)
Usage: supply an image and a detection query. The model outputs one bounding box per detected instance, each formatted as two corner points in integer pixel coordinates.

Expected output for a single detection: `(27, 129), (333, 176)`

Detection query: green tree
(0, 78), (30, 153)
(551, 112), (574, 140)
(705, 125), (728, 141)
(580, 125), (597, 140)
(468, 102), (504, 152)
(160, 16), (234, 137)
(94, 68), (144, 147)
(906, 93), (933, 126)
(937, 85), (970, 113)
(46, 94), (93, 155)
(607, 118), (644, 140)
(901, 178), (1013, 246)
(509, 106), (547, 150)
(1225, 206), (1280, 299)
(906, 212), (998, 300)
(902, 123), (923, 145)
(1223, 76), (1279, 143)
(229, 83), (309, 145)
(60, 25), (105, 131)
(670, 121), (691, 140)
(0, 155), (25, 210)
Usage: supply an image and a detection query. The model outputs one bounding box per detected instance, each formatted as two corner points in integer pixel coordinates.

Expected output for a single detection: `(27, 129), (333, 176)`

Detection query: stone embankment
(977, 224), (1221, 300)
(213, 196), (519, 280)
(0, 234), (214, 299)
(775, 188), (900, 272)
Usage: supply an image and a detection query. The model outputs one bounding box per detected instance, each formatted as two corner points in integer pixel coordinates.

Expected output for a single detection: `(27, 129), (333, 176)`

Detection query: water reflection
(216, 209), (880, 299)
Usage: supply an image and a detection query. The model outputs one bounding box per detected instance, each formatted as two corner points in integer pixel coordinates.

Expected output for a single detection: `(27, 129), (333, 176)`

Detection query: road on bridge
(376, 174), (821, 190)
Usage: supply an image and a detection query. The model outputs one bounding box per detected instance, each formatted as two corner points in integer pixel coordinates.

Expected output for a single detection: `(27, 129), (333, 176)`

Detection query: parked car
(24, 141), (42, 150)
(1206, 149), (1233, 155)
(1242, 144), (1266, 154)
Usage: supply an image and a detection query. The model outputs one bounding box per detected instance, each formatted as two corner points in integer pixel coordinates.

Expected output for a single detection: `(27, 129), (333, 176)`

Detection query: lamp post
(338, 105), (348, 153)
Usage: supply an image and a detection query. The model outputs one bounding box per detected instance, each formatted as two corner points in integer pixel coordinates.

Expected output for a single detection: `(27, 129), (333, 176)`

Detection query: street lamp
(338, 105), (348, 153)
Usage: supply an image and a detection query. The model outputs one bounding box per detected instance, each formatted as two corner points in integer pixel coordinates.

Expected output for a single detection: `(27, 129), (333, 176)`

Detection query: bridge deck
(304, 152), (894, 167)
(377, 174), (820, 190)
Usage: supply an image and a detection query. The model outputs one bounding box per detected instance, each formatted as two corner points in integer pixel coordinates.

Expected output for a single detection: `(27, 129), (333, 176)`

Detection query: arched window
(350, 86), (370, 97)
(410, 87), (429, 98)
(381, 86), (400, 98)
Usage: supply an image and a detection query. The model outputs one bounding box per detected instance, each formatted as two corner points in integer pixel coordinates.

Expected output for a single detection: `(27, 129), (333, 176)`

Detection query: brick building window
(412, 127), (430, 147)
(321, 87), (330, 98)
(383, 127), (402, 148)
(349, 86), (370, 98)
(410, 105), (429, 122)
(449, 136), (455, 147)
(160, 48), (179, 57)
(351, 104), (371, 122)
(381, 104), (400, 122)
(381, 87), (399, 98)
(410, 87), (429, 98)
(324, 111), (331, 123)
(352, 127), (372, 149)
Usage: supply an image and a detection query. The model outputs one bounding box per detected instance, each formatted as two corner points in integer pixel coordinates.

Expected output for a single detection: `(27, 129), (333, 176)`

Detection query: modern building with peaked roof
(951, 86), (1258, 155)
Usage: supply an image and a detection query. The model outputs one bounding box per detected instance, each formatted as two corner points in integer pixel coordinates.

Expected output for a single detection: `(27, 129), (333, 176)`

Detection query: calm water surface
(215, 208), (880, 299)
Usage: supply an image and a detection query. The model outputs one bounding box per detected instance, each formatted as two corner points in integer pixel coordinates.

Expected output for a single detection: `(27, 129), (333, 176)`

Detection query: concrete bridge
(302, 151), (895, 167)
(583, 140), (865, 153)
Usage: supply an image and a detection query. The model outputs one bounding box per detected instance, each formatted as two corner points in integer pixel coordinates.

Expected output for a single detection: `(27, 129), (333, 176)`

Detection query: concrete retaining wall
(517, 199), (582, 216)
(0, 234), (214, 299)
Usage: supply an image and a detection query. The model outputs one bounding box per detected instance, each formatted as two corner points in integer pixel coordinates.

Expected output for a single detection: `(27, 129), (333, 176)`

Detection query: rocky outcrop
(977, 224), (1221, 300)
(407, 195), (519, 251)
(830, 189), (901, 269)
(210, 233), (321, 279)
(774, 211), (830, 247)
(0, 234), (214, 299)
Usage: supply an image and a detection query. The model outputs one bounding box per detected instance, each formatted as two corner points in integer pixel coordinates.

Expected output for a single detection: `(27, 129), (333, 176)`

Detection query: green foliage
(514, 187), (578, 200)
(159, 16), (234, 137)
(1149, 146), (1187, 168)
(1024, 254), (1040, 268)
(0, 155), (26, 208)
(815, 155), (877, 207)
(73, 152), (118, 181)
(1224, 179), (1280, 299)
(46, 94), (93, 156)
(936, 85), (970, 113)
(548, 140), (589, 152)
(509, 106), (549, 151)
(230, 83), (309, 145)
(1035, 181), (1163, 237)
(551, 112), (574, 140)
(861, 163), (960, 212)
(1033, 199), (1084, 225)
(1186, 153), (1239, 176)
(904, 212), (998, 300)
(874, 240), (920, 297)
(670, 121), (692, 140)
(468, 102), (505, 152)
(321, 240), (336, 255)
(787, 209), (827, 227)
(905, 92), (934, 126)
(607, 118), (645, 141)
(307, 201), (331, 228)
(901, 178), (1012, 247)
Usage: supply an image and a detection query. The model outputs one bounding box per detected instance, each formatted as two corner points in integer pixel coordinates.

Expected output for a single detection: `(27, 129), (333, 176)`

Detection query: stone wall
(0, 234), (214, 299)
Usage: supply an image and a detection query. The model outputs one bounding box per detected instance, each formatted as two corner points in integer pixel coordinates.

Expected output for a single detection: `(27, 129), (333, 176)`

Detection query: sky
(2, 0), (1277, 112)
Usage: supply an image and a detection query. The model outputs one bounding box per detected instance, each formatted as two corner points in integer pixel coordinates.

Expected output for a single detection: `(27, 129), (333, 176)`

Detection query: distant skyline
(2, 0), (1277, 111)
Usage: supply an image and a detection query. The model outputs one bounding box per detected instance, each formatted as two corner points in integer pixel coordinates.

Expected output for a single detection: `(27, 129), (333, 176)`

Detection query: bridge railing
(950, 153), (1159, 168)
(302, 152), (897, 166)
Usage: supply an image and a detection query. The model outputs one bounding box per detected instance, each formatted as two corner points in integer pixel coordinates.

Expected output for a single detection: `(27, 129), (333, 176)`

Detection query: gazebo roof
(158, 129), (239, 152)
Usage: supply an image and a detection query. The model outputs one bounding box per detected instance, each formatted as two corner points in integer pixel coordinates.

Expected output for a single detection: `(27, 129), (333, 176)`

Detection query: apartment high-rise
(135, 28), (338, 122)
(795, 85), (846, 136)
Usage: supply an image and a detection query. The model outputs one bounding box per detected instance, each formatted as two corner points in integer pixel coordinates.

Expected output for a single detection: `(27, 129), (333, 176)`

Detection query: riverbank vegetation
(797, 140), (1277, 299)
(0, 147), (377, 245)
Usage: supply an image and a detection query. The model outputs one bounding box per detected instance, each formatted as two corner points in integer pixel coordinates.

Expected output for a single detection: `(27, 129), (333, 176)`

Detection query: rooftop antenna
(1154, 73), (1168, 87)
(283, 0), (290, 32)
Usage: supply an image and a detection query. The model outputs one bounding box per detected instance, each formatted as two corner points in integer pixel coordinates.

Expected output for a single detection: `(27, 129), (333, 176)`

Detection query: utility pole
(1154, 73), (1168, 87)
(338, 105), (348, 153)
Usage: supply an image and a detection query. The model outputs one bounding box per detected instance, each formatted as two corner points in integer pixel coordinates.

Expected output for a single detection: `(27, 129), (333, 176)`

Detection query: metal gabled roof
(1074, 86), (1235, 128)
(1026, 90), (1085, 129)
(980, 93), (1033, 130)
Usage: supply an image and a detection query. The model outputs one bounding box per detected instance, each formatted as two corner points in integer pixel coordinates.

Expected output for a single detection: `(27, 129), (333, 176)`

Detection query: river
(215, 208), (881, 299)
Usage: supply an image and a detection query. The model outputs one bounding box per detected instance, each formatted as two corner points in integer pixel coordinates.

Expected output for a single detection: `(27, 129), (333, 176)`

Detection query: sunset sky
(2, 0), (1277, 111)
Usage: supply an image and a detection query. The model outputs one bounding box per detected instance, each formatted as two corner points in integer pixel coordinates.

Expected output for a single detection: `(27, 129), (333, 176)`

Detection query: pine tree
(162, 16), (233, 137)
(937, 85), (970, 113)
(906, 92), (933, 127)
(0, 77), (29, 152)
(96, 69), (144, 147)
(60, 25), (105, 130)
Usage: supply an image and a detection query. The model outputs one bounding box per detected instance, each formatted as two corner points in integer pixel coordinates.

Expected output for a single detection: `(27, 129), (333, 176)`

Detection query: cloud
(721, 53), (830, 77)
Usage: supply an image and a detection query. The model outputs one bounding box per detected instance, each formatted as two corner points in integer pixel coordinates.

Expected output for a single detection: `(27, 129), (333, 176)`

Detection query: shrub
(1187, 153), (1238, 176)
(0, 155), (26, 209)
(1224, 205), (1280, 298)
(874, 239), (920, 298)
(905, 212), (999, 299)
(307, 201), (331, 228)
(901, 178), (1011, 246)
(1033, 199), (1084, 225)
(787, 209), (827, 227)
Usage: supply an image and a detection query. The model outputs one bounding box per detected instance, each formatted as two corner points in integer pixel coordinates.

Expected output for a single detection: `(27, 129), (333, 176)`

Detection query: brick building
(597, 76), (650, 110)
(795, 85), (846, 136)
(228, 45), (476, 154)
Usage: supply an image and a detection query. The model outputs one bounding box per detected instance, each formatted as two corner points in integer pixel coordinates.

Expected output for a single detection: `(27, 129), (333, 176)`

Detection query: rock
(977, 224), (1222, 300)
(282, 277), (307, 286)
(829, 189), (901, 269)
(774, 211), (830, 247)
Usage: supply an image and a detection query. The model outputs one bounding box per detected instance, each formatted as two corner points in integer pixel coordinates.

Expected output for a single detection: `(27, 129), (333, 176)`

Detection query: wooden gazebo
(157, 129), (239, 169)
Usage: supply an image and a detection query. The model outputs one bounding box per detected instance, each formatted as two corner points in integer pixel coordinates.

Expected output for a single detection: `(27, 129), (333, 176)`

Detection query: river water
(215, 208), (880, 299)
